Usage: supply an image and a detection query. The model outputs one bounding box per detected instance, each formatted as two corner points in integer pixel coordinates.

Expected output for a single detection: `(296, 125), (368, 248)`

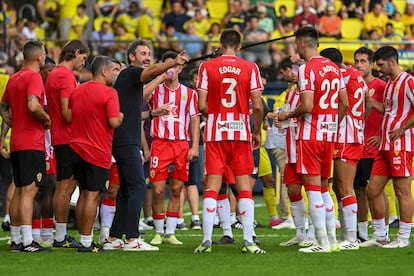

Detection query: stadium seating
(274, 0), (296, 17)
(206, 0), (229, 21)
(318, 37), (339, 52)
(143, 0), (163, 17)
(341, 18), (363, 39)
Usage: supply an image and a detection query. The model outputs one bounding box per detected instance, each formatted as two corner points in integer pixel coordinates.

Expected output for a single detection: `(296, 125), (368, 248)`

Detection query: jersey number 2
(319, 78), (340, 109)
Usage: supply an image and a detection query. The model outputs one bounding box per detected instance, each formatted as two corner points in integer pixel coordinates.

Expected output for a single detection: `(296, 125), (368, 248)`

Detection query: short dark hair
(220, 29), (241, 49)
(45, 56), (56, 65)
(161, 51), (178, 62)
(23, 40), (44, 61)
(59, 40), (89, 63)
(320, 48), (343, 66)
(189, 68), (198, 79)
(294, 26), (319, 47)
(127, 39), (149, 64)
(278, 56), (293, 71)
(354, 47), (374, 63)
(374, 46), (399, 64)
(90, 56), (113, 77)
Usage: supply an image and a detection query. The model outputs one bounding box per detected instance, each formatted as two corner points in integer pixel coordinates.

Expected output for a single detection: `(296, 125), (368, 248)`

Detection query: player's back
(198, 55), (263, 142)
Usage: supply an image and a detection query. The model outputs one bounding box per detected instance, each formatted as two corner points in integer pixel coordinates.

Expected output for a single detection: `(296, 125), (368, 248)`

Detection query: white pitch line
(183, 203), (266, 217)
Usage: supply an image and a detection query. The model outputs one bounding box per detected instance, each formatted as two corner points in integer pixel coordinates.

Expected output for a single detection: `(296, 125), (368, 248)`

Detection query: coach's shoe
(359, 237), (387, 248)
(269, 217), (281, 228)
(176, 222), (188, 230)
(139, 219), (154, 231)
(103, 238), (124, 250)
(164, 234), (183, 245)
(2, 220), (10, 231)
(190, 220), (202, 230)
(10, 241), (23, 252)
(150, 233), (164, 245)
(78, 242), (105, 253)
(23, 241), (52, 253)
(123, 238), (159, 251)
(241, 240), (266, 254)
(53, 235), (79, 248)
(382, 238), (410, 249)
(194, 240), (212, 253)
(280, 236), (304, 247)
(298, 244), (331, 253)
(338, 240), (359, 251)
(272, 218), (295, 230)
(213, 235), (235, 244)
(299, 237), (318, 247)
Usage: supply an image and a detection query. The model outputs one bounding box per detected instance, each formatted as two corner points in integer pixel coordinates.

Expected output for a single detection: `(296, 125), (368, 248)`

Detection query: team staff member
(45, 39), (90, 248)
(278, 26), (349, 253)
(68, 56), (123, 253)
(195, 28), (265, 254)
(364, 46), (414, 248)
(149, 51), (200, 246)
(0, 40), (51, 253)
(103, 39), (188, 251)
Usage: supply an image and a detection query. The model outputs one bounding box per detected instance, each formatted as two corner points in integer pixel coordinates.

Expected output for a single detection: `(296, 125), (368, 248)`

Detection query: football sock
(55, 223), (67, 242)
(191, 215), (200, 221)
(305, 184), (328, 247)
(100, 198), (116, 228)
(372, 217), (386, 239)
(237, 190), (254, 243)
(21, 225), (33, 246)
(10, 225), (21, 244)
(4, 214), (10, 223)
(217, 196), (233, 237)
(358, 221), (369, 240)
(385, 181), (398, 221)
(263, 186), (278, 218)
(153, 213), (165, 235)
(342, 195), (357, 242)
(289, 194), (306, 239)
(202, 190), (218, 243)
(230, 212), (237, 225)
(398, 220), (412, 240)
(322, 186), (336, 246)
(177, 217), (184, 225)
(337, 200), (344, 240)
(80, 234), (92, 248)
(166, 212), (179, 235)
(32, 219), (41, 240)
(307, 215), (315, 239)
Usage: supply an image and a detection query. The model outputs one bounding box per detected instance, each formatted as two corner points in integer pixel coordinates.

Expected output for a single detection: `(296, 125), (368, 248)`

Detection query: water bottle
(279, 103), (290, 129)
(166, 68), (174, 79)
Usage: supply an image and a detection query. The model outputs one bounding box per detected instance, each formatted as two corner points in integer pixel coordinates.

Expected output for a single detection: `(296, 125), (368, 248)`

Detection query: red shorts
(222, 165), (235, 185)
(297, 140), (334, 179)
(371, 150), (413, 178)
(333, 143), (363, 167)
(46, 152), (56, 176)
(284, 163), (302, 185)
(149, 138), (189, 182)
(205, 140), (253, 177)
(109, 163), (120, 185)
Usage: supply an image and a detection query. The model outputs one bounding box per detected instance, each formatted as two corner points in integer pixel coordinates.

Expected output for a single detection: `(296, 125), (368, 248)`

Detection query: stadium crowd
(0, 0), (413, 254)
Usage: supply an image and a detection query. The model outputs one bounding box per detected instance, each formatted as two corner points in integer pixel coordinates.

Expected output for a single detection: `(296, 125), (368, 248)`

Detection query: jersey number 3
(222, 78), (237, 108)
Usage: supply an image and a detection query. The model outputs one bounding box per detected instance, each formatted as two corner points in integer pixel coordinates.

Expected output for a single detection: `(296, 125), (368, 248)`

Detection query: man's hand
(367, 136), (381, 148)
(277, 111), (289, 122)
(152, 105), (170, 117)
(0, 140), (9, 159)
(174, 51), (189, 66)
(389, 128), (405, 141)
(188, 146), (199, 162)
(43, 117), (51, 129)
(252, 133), (261, 150)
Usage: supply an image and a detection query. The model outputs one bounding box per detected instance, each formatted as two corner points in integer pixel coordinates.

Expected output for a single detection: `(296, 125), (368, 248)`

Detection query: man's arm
(61, 98), (71, 123)
(197, 90), (207, 117)
(108, 113), (123, 128)
(188, 115), (200, 161)
(251, 90), (264, 150)
(28, 95), (51, 129)
(143, 75), (165, 101)
(278, 92), (314, 121)
(389, 112), (414, 141)
(338, 88), (349, 123)
(365, 92), (385, 114)
(0, 102), (10, 126)
(140, 51), (189, 83)
(0, 120), (10, 159)
(141, 121), (150, 163)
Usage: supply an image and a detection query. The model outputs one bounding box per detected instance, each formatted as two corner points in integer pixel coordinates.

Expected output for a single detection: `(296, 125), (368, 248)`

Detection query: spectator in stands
(271, 18), (295, 68)
(94, 0), (120, 18)
(162, 0), (191, 34)
(22, 17), (38, 40)
(339, 0), (364, 18)
(405, 24), (414, 49)
(222, 0), (250, 32)
(116, 1), (141, 35)
(389, 11), (405, 37)
(37, 0), (59, 30)
(0, 0), (16, 29)
(59, 0), (84, 40)
(157, 23), (182, 61)
(136, 7), (161, 41)
(68, 3), (89, 40)
(181, 21), (204, 59)
(382, 0), (395, 18)
(185, 0), (208, 17)
(257, 5), (274, 34)
(184, 9), (210, 39)
(293, 0), (319, 30)
(243, 16), (272, 68)
(381, 22), (403, 49)
(367, 29), (381, 51)
(114, 23), (135, 62)
(364, 2), (388, 36)
(205, 22), (221, 55)
(275, 5), (291, 34)
(318, 4), (341, 38)
(402, 2), (414, 35)
(91, 21), (115, 56)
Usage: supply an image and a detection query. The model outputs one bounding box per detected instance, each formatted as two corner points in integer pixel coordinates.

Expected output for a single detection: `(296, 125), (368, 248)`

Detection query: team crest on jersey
(369, 88), (375, 97)
(217, 121), (244, 131)
(181, 93), (187, 101)
(37, 172), (42, 182)
(46, 161), (50, 171)
(333, 149), (339, 156)
(394, 85), (400, 94)
(150, 170), (156, 178)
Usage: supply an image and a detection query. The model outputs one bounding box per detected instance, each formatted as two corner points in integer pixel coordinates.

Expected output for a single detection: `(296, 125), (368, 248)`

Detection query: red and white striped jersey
(285, 85), (300, 164)
(380, 71), (414, 151)
(197, 55), (263, 142)
(150, 83), (200, 141)
(296, 56), (345, 142)
(337, 66), (367, 144)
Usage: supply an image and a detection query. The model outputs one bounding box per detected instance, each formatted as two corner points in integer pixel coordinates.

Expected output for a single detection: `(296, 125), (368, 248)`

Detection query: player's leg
(41, 173), (56, 246)
(214, 183), (235, 244)
(32, 188), (43, 244)
(354, 158), (372, 242)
